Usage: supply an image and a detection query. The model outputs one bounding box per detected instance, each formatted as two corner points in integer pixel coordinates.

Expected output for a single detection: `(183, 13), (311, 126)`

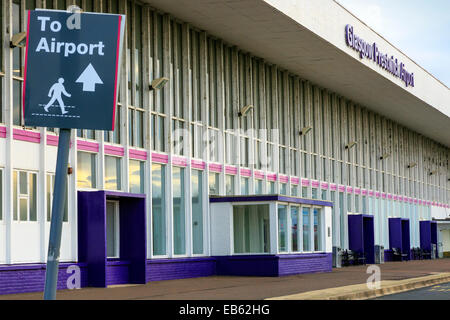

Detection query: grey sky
(336, 0), (450, 87)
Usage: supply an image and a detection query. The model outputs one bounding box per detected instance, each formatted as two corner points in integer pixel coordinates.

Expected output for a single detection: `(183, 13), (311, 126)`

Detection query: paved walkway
(1, 259), (449, 300)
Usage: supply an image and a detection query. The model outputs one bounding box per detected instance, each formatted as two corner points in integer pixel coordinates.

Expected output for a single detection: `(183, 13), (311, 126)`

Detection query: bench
(421, 249), (432, 260)
(411, 247), (422, 260)
(342, 249), (366, 266)
(391, 248), (408, 261)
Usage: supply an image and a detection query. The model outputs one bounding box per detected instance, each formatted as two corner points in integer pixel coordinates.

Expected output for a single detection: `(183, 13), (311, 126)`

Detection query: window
(278, 205), (288, 252)
(152, 163), (166, 256)
(321, 190), (327, 200)
(241, 177), (249, 195)
(302, 207), (311, 251)
(233, 205), (270, 254)
(302, 187), (308, 198)
(105, 156), (121, 190)
(312, 188), (318, 199)
(173, 166), (186, 255)
(267, 181), (275, 194)
(192, 170), (203, 254)
(209, 172), (219, 195)
(280, 183), (287, 195)
(46, 174), (68, 222)
(314, 208), (322, 251)
(225, 174), (235, 195)
(13, 170), (37, 221)
(129, 160), (144, 194)
(255, 179), (263, 195)
(0, 169), (2, 220)
(291, 185), (298, 197)
(77, 152), (97, 188)
(106, 201), (120, 258)
(291, 206), (300, 252)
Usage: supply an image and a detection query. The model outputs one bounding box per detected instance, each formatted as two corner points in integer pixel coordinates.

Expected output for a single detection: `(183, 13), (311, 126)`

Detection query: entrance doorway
(106, 201), (120, 259)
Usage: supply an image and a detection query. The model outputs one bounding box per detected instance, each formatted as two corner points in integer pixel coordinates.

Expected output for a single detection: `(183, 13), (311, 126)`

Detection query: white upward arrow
(76, 63), (103, 92)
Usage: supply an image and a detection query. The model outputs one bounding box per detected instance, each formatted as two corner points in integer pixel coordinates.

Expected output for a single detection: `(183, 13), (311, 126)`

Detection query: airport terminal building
(0, 0), (449, 294)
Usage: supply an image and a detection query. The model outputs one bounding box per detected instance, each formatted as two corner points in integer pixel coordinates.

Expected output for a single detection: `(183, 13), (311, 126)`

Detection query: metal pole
(43, 128), (71, 300)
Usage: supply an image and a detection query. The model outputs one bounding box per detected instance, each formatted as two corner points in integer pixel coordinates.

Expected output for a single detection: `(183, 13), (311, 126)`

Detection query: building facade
(0, 0), (449, 294)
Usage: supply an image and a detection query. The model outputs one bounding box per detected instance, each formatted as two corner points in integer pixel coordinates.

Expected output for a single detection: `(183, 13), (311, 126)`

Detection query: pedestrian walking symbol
(44, 78), (71, 114)
(23, 9), (126, 130)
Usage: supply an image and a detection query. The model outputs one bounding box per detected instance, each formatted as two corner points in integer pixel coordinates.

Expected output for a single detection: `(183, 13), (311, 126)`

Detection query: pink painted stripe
(413, 198), (418, 204)
(368, 190), (374, 197)
(362, 189), (368, 196)
(104, 145), (124, 157)
(267, 173), (277, 182)
(209, 163), (223, 173)
(13, 128), (40, 143)
(346, 186), (353, 193)
(320, 182), (329, 190)
(254, 170), (265, 180)
(418, 199), (422, 205)
(338, 185), (345, 192)
(375, 192), (380, 198)
(330, 183), (337, 191)
(393, 195), (398, 201)
(152, 152), (169, 164)
(240, 168), (252, 177)
(354, 188), (361, 195)
(191, 159), (205, 170)
(291, 177), (300, 185)
(302, 179), (310, 187)
(311, 180), (319, 188)
(77, 140), (99, 152)
(47, 134), (58, 146)
(279, 175), (289, 183)
(387, 193), (393, 200)
(0, 126), (7, 138)
(172, 156), (188, 167)
(129, 149), (148, 160)
(225, 166), (237, 175)
(398, 195), (403, 201)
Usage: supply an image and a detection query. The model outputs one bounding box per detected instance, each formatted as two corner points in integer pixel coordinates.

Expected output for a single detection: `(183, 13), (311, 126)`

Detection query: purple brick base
(215, 253), (332, 277)
(0, 262), (88, 295)
(146, 257), (216, 282)
(106, 260), (131, 286)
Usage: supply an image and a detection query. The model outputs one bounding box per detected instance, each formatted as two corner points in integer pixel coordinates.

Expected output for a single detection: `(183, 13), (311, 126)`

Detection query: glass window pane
(105, 156), (121, 190)
(77, 152), (96, 188)
(255, 179), (263, 195)
(173, 166), (186, 255)
(233, 205), (270, 253)
(129, 160), (144, 193)
(241, 177), (249, 195)
(152, 163), (166, 256)
(13, 171), (18, 220)
(225, 175), (235, 195)
(29, 173), (37, 221)
(20, 198), (28, 221)
(291, 206), (299, 252)
(19, 171), (27, 195)
(192, 170), (203, 254)
(278, 205), (287, 252)
(209, 172), (219, 195)
(280, 183), (287, 195)
(291, 185), (298, 197)
(106, 202), (118, 258)
(314, 208), (322, 251)
(303, 207), (311, 251)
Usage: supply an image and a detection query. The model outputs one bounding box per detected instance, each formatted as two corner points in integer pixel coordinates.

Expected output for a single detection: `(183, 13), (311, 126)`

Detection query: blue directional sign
(23, 9), (125, 130)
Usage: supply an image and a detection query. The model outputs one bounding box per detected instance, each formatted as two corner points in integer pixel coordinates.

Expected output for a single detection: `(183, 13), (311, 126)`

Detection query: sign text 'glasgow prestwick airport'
(345, 24), (414, 88)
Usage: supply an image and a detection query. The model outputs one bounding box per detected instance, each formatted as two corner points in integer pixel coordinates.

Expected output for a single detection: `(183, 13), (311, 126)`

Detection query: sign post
(22, 6), (125, 300)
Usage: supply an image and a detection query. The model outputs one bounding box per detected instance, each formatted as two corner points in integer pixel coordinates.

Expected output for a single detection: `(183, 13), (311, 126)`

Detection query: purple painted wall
(401, 219), (411, 260)
(389, 218), (402, 250)
(0, 263), (88, 295)
(146, 257), (216, 281)
(215, 253), (332, 277)
(106, 260), (130, 286)
(420, 220), (432, 252)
